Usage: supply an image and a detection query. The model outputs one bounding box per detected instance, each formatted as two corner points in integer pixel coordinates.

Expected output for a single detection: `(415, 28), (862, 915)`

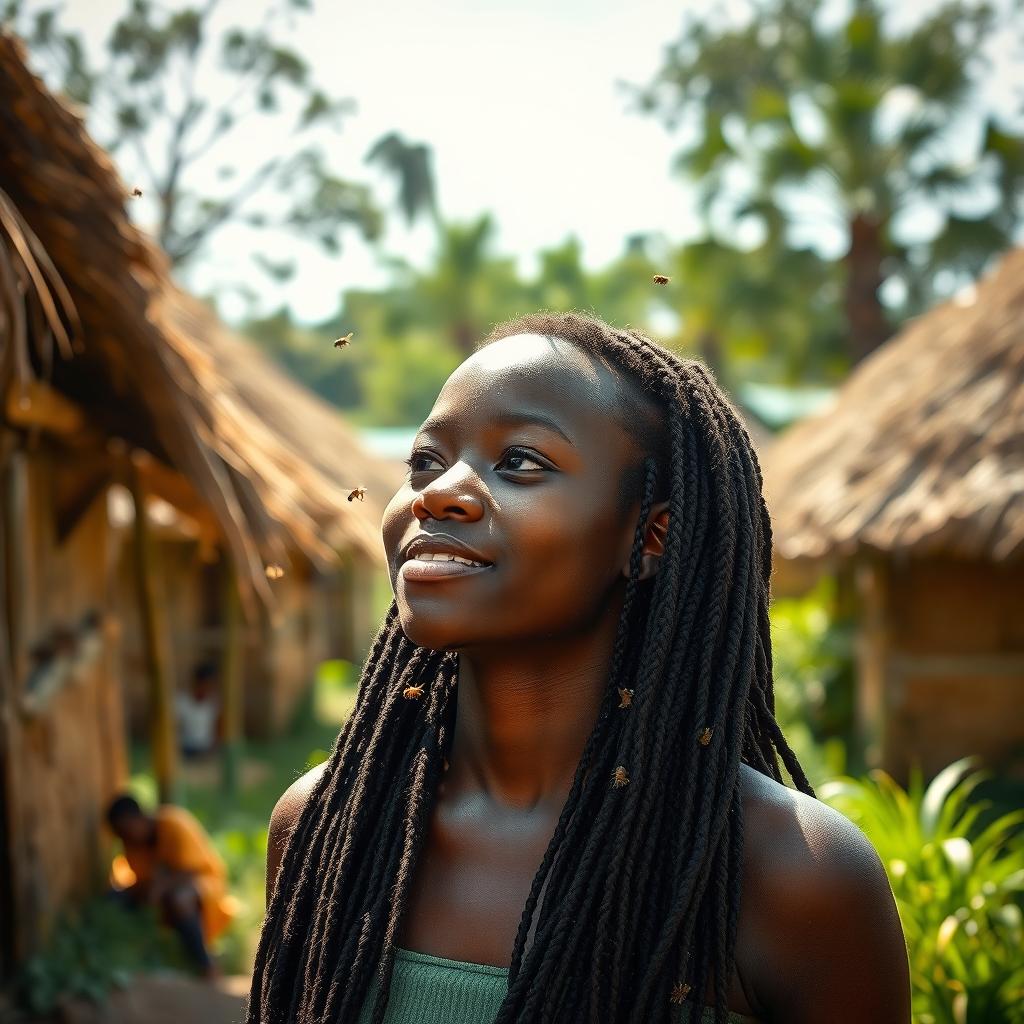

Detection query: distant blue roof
(738, 382), (835, 431)
(359, 426), (418, 460)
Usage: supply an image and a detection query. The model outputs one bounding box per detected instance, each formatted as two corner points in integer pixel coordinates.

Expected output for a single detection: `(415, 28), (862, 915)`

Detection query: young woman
(250, 313), (910, 1023)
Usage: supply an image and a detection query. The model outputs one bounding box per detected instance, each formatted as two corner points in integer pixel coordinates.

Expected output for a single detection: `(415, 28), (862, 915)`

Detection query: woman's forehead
(439, 334), (619, 413)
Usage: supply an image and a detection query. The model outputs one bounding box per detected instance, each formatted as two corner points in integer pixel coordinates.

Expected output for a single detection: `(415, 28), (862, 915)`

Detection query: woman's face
(381, 333), (647, 651)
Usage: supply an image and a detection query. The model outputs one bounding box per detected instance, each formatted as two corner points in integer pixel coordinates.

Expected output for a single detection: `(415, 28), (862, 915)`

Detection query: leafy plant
(16, 897), (186, 1014)
(769, 576), (855, 786)
(820, 758), (1024, 1023)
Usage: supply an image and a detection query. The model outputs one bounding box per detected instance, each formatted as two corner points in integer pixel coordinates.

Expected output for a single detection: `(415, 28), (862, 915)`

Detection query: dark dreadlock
(249, 311), (813, 1024)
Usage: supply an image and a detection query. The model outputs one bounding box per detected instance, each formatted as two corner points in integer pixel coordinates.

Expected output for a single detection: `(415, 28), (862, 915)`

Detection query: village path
(54, 973), (249, 1024)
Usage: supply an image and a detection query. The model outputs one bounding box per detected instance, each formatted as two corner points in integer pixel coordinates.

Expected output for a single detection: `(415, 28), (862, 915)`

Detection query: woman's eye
(405, 451), (443, 474)
(498, 448), (547, 473)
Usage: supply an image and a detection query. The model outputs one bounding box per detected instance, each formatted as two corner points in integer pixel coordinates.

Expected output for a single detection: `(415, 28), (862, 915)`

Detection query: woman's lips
(400, 558), (492, 582)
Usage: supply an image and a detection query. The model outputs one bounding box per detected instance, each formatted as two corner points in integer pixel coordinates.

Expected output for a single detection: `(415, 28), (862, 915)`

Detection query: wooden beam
(129, 448), (219, 535)
(0, 431), (21, 973)
(220, 557), (244, 796)
(854, 553), (891, 774)
(3, 380), (88, 439)
(890, 653), (1024, 678)
(3, 449), (28, 689)
(128, 461), (179, 804)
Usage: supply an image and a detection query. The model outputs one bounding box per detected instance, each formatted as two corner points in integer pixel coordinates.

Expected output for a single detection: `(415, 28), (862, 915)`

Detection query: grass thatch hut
(0, 32), (400, 973)
(762, 249), (1024, 782)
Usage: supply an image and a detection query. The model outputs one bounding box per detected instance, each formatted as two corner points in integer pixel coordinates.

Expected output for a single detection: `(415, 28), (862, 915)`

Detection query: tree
(637, 0), (1024, 362)
(414, 214), (524, 357)
(366, 131), (439, 228)
(5, 0), (388, 275)
(665, 237), (844, 388)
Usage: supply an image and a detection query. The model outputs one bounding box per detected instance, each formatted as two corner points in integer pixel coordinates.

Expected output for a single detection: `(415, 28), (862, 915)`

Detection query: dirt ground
(50, 973), (249, 1024)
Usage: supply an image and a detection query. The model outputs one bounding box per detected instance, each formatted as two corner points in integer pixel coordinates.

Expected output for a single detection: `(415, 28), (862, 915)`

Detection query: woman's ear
(622, 502), (669, 581)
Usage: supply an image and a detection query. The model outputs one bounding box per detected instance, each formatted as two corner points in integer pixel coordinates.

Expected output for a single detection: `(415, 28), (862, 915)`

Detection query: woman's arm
(266, 761), (328, 903)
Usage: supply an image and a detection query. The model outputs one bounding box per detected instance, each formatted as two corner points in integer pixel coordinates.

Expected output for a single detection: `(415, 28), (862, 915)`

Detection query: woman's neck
(446, 607), (620, 811)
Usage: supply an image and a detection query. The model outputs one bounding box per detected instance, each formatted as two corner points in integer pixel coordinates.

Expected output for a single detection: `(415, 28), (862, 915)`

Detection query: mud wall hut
(0, 32), (399, 974)
(762, 249), (1024, 782)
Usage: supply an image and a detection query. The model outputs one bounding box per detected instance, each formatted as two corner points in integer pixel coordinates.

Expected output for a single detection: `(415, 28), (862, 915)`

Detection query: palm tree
(365, 132), (439, 227)
(416, 214), (523, 356)
(667, 237), (843, 388)
(638, 0), (1024, 362)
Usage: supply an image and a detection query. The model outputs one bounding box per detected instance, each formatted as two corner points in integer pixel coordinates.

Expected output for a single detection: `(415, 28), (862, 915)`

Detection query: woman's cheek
(380, 487), (413, 586)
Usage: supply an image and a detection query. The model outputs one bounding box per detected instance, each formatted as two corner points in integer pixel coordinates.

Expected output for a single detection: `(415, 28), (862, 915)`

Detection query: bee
(129, 187), (143, 198)
(617, 687), (634, 709)
(264, 564), (285, 580)
(333, 332), (354, 349)
(652, 274), (671, 285)
(698, 726), (713, 746)
(347, 486), (367, 502)
(403, 684), (424, 700)
(670, 982), (692, 1005)
(611, 765), (630, 788)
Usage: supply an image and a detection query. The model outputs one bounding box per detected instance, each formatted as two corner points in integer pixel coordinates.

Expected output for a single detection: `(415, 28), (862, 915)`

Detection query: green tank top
(356, 947), (758, 1023)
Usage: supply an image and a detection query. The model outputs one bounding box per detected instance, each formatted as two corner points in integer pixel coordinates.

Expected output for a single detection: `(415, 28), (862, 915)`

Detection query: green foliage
(769, 576), (855, 787)
(662, 237), (846, 389)
(16, 898), (186, 1014)
(637, 0), (1024, 355)
(243, 218), (855, 425)
(820, 759), (1024, 1023)
(367, 132), (439, 226)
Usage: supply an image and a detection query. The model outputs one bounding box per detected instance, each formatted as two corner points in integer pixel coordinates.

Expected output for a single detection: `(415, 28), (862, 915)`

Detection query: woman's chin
(398, 610), (471, 652)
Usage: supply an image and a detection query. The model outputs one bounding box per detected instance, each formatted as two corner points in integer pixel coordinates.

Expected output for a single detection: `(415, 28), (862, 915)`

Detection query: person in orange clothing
(107, 793), (233, 977)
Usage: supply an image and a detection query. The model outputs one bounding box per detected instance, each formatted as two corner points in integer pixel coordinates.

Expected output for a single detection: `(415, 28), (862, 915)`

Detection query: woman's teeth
(413, 552), (486, 567)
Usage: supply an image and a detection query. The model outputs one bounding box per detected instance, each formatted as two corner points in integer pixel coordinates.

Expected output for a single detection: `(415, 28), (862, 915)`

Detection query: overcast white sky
(50, 0), (1024, 322)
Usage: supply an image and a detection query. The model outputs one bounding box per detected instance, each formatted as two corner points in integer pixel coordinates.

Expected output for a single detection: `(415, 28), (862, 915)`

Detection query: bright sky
(51, 0), (1024, 322)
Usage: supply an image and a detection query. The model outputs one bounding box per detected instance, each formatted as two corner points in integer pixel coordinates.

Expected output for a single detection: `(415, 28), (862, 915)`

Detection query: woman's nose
(411, 467), (485, 523)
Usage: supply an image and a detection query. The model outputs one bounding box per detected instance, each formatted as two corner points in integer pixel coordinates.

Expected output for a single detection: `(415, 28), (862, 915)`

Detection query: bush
(16, 897), (186, 1014)
(820, 758), (1024, 1024)
(770, 576), (855, 786)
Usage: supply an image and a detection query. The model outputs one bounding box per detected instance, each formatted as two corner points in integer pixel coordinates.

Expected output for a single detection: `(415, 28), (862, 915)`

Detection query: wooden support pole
(0, 435), (23, 974)
(128, 462), (178, 804)
(854, 553), (891, 777)
(220, 557), (244, 797)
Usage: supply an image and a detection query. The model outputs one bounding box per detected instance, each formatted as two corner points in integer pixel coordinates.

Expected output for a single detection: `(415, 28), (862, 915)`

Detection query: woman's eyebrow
(418, 411), (577, 447)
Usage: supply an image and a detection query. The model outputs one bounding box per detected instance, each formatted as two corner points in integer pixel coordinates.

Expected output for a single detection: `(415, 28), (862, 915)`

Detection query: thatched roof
(763, 248), (1024, 565)
(0, 33), (401, 605)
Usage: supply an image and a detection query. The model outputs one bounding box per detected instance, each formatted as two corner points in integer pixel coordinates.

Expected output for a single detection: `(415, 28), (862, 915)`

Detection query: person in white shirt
(175, 661), (221, 758)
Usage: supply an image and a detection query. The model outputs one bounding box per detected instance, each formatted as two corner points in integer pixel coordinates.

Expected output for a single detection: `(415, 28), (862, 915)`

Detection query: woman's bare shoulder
(738, 762), (876, 871)
(736, 763), (910, 1022)
(266, 761), (329, 900)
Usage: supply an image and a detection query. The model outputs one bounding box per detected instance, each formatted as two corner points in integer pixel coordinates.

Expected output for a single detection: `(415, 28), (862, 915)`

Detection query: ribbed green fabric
(355, 947), (758, 1023)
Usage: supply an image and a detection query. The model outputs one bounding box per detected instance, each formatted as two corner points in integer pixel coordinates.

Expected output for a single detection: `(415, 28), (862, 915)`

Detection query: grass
(126, 659), (359, 975)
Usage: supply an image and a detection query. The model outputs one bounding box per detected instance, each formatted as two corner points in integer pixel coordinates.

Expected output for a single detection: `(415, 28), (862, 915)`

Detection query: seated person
(175, 661), (222, 758)
(107, 793), (233, 977)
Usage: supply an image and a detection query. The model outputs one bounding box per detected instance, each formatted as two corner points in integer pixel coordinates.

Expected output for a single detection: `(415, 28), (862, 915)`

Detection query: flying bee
(333, 332), (354, 349)
(652, 274), (671, 285)
(698, 727), (713, 746)
(611, 765), (630, 788)
(670, 982), (692, 1005)
(617, 687), (634, 709)
(347, 486), (367, 502)
(129, 187), (143, 198)
(265, 564), (285, 580)
(403, 684), (424, 700)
